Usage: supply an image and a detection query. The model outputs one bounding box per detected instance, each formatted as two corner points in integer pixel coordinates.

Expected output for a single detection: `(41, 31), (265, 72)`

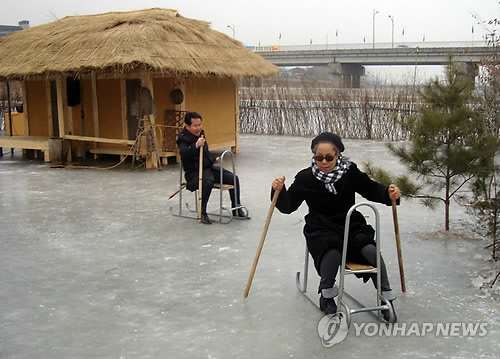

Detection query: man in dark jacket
(176, 111), (248, 224)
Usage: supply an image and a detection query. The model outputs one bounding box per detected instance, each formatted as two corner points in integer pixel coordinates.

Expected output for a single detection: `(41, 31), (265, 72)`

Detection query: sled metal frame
(170, 150), (249, 224)
(296, 202), (395, 327)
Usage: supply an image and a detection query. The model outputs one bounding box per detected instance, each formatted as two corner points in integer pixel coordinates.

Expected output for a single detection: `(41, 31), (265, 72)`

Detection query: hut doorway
(126, 79), (141, 140)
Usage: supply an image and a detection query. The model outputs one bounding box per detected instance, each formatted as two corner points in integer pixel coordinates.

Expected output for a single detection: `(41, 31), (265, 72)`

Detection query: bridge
(254, 42), (494, 87)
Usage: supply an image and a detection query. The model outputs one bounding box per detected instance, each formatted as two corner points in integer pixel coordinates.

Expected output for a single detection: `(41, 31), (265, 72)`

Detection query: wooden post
(21, 80), (30, 158)
(91, 72), (100, 159)
(174, 75), (186, 164)
(6, 80), (13, 153)
(91, 72), (100, 138)
(120, 78), (128, 162)
(44, 81), (53, 161)
(45, 80), (54, 137)
(142, 75), (158, 169)
(64, 79), (73, 136)
(21, 80), (29, 136)
(48, 137), (63, 163)
(79, 75), (86, 159)
(232, 79), (240, 153)
(56, 77), (71, 164)
(56, 77), (66, 138)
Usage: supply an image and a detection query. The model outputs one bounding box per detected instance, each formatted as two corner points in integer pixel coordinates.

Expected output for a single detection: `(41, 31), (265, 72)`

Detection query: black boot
(382, 300), (397, 322)
(200, 213), (212, 225)
(319, 295), (337, 315)
(232, 208), (250, 219)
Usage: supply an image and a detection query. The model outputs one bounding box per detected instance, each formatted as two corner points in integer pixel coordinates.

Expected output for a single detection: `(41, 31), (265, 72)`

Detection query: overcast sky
(2, 0), (499, 82)
(1, 0), (499, 46)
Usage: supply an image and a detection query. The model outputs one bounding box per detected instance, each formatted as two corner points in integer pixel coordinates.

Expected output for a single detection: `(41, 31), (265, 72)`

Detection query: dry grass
(240, 77), (417, 140)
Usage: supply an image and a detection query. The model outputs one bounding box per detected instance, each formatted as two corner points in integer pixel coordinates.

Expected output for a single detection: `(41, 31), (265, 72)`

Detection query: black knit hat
(311, 132), (345, 153)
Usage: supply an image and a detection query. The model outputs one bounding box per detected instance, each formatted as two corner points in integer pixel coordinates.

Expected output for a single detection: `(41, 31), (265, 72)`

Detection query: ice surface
(0, 135), (498, 358)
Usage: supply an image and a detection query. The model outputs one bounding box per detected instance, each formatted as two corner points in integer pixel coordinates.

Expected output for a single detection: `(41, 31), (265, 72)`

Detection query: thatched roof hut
(0, 8), (277, 79)
(0, 8), (277, 168)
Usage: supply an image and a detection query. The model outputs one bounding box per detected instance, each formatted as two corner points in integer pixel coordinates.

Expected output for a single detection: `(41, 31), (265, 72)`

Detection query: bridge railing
(249, 41), (488, 52)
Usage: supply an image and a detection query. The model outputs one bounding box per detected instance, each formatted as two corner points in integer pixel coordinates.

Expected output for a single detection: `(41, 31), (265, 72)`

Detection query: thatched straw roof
(0, 8), (278, 79)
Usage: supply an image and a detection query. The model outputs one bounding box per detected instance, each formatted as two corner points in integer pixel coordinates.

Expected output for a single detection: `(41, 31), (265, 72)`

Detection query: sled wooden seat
(213, 183), (233, 189)
(345, 262), (374, 271)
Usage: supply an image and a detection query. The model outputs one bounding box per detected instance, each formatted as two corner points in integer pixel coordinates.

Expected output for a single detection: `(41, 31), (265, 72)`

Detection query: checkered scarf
(311, 154), (351, 194)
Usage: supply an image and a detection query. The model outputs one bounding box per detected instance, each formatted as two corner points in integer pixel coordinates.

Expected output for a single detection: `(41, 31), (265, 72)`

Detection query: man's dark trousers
(185, 166), (241, 215)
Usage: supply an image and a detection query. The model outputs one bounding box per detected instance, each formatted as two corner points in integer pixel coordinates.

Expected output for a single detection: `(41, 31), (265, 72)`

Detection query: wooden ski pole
(391, 196), (406, 293)
(168, 183), (186, 200)
(198, 136), (204, 222)
(244, 188), (281, 299)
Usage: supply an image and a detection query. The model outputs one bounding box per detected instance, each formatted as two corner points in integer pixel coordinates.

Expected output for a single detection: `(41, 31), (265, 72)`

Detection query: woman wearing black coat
(271, 132), (400, 321)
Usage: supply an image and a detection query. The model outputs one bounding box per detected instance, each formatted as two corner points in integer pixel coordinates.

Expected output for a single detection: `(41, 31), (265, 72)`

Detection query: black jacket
(272, 163), (395, 272)
(176, 128), (215, 176)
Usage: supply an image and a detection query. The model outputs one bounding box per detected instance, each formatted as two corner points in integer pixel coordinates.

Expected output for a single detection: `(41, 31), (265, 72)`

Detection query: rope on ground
(52, 122), (176, 170)
(59, 129), (144, 170)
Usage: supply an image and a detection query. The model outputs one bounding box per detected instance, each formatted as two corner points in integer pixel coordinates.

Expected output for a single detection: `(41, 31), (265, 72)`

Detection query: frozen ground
(0, 134), (499, 359)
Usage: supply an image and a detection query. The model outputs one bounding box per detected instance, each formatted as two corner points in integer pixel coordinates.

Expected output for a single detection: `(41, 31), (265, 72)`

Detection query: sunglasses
(313, 154), (337, 162)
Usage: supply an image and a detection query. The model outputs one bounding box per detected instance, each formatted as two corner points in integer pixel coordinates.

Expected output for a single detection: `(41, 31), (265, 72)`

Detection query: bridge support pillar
(456, 62), (479, 86)
(328, 63), (365, 88)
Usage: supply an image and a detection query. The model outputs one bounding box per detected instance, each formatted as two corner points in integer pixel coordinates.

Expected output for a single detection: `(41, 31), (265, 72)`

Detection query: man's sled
(169, 150), (249, 223)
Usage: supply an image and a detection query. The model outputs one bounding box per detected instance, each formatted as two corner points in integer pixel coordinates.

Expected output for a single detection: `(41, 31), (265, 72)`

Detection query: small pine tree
(387, 57), (497, 231)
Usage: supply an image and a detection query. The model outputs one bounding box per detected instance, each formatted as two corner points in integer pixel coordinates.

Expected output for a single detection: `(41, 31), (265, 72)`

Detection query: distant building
(0, 20), (29, 37)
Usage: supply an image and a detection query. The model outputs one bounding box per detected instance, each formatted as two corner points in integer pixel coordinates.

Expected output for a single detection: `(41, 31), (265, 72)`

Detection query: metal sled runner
(296, 202), (395, 327)
(170, 150), (249, 223)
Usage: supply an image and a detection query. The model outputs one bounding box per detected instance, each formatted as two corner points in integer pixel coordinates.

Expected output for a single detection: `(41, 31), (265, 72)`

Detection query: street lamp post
(372, 9), (379, 49)
(388, 15), (394, 48)
(227, 24), (235, 39)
